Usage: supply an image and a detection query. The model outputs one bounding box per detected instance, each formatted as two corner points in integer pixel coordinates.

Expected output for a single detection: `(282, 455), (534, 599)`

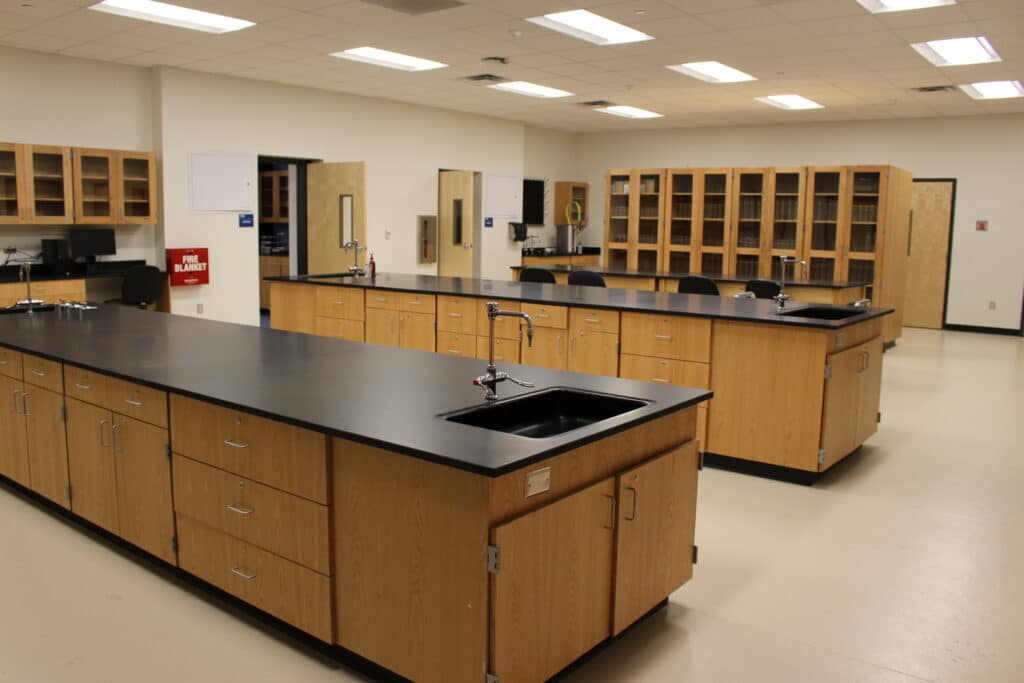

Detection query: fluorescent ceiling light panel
(330, 47), (447, 71)
(487, 81), (573, 98)
(959, 80), (1024, 100)
(756, 94), (824, 110)
(596, 105), (663, 119)
(526, 9), (653, 46)
(667, 61), (756, 83)
(910, 36), (1001, 66)
(856, 0), (956, 12)
(88, 0), (254, 33)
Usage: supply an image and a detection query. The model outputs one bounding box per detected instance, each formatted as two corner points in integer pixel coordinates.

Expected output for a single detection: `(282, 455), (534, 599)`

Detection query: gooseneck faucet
(475, 302), (535, 401)
(774, 255), (807, 312)
(19, 263), (33, 317)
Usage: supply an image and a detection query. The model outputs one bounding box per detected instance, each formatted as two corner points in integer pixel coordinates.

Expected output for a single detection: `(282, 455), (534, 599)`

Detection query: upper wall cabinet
(0, 143), (27, 224)
(27, 145), (74, 224)
(259, 171), (289, 223)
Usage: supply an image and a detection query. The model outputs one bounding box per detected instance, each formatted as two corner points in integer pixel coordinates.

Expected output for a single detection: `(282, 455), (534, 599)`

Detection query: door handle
(557, 335), (562, 354)
(111, 423), (121, 452)
(231, 566), (256, 580)
(625, 486), (639, 522)
(98, 419), (110, 448)
(21, 391), (30, 416)
(603, 494), (617, 530)
(11, 390), (22, 415)
(226, 503), (253, 516)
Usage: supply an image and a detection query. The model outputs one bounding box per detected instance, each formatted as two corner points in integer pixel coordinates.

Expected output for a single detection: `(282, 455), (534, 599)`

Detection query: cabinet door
(491, 478), (615, 683)
(399, 311), (436, 352)
(0, 375), (30, 486)
(521, 326), (566, 370)
(365, 308), (399, 347)
(118, 151), (156, 223)
(856, 337), (884, 445)
(436, 331), (474, 358)
(113, 414), (176, 563)
(25, 145), (73, 224)
(0, 143), (27, 224)
(613, 441), (699, 635)
(73, 148), (118, 224)
(820, 341), (864, 470)
(568, 330), (619, 377)
(24, 385), (69, 508)
(65, 397), (119, 533)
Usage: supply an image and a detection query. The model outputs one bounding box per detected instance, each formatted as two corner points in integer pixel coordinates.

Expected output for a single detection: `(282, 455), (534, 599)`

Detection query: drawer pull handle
(31, 369), (47, 377)
(448, 312), (463, 318)
(408, 300), (421, 306)
(75, 382), (92, 390)
(652, 378), (670, 384)
(231, 567), (256, 580)
(655, 334), (672, 340)
(375, 296), (386, 302)
(124, 398), (144, 407)
(536, 313), (550, 319)
(226, 503), (253, 516)
(0, 359), (7, 366)
(584, 318), (601, 324)
(447, 349), (462, 354)
(333, 300), (346, 305)
(223, 439), (249, 449)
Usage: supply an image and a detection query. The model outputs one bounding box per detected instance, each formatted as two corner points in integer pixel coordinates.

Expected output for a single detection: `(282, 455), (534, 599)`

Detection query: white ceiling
(2, 0), (1023, 132)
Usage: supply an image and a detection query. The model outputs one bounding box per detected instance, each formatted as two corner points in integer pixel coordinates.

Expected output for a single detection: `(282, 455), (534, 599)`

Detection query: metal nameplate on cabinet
(525, 466), (551, 498)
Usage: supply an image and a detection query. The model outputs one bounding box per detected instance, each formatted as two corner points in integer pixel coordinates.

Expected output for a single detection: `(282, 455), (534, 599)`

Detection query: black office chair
(567, 270), (606, 288)
(519, 267), (557, 284)
(676, 275), (719, 296)
(107, 265), (163, 308)
(745, 279), (782, 299)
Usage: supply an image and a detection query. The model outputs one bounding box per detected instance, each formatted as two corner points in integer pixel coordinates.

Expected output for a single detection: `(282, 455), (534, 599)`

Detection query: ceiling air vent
(361, 0), (465, 15)
(464, 74), (506, 83)
(911, 85), (957, 93)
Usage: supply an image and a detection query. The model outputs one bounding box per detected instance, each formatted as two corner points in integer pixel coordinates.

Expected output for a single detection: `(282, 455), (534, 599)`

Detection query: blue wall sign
(238, 213), (254, 228)
(484, 216), (494, 228)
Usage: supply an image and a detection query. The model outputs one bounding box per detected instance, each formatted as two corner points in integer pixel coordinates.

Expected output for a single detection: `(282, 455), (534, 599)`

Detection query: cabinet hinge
(171, 534), (178, 554)
(166, 443), (172, 461)
(823, 364), (832, 380)
(486, 673), (500, 683)
(487, 544), (501, 574)
(877, 411), (882, 424)
(65, 484), (72, 503)
(60, 404), (67, 422)
(818, 449), (827, 465)
(692, 545), (699, 565)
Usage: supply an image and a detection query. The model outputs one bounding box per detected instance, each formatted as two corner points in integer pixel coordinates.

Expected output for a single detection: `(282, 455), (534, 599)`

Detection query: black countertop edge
(521, 247), (602, 257)
(509, 264), (870, 289)
(267, 273), (893, 330)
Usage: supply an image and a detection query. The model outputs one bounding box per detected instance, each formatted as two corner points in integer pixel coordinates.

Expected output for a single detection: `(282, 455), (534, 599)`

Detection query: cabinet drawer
(398, 292), (436, 314)
(365, 290), (398, 310)
(22, 354), (62, 392)
(169, 394), (328, 503)
(0, 347), (23, 380)
(570, 308), (620, 335)
(108, 377), (167, 427)
(173, 455), (330, 574)
(620, 313), (711, 362)
(437, 331), (475, 358)
(315, 316), (364, 343)
(64, 365), (111, 408)
(437, 296), (478, 334)
(176, 516), (332, 642)
(521, 303), (568, 329)
(619, 355), (710, 389)
(476, 335), (520, 364)
(314, 286), (364, 321)
(476, 300), (522, 340)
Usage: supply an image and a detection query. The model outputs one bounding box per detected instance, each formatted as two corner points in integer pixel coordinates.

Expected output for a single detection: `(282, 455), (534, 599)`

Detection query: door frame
(911, 178), (957, 331)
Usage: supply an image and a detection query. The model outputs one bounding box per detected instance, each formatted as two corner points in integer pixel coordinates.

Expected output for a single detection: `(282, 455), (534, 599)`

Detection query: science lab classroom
(0, 1), (1022, 682)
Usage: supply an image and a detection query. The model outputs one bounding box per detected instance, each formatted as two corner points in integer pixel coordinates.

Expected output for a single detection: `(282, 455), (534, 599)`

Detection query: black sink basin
(0, 304), (55, 315)
(444, 387), (649, 439)
(780, 306), (866, 320)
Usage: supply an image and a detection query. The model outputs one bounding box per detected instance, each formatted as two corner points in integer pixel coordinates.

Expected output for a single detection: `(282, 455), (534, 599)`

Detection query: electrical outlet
(989, 301), (996, 311)
(384, 229), (391, 240)
(4, 246), (16, 255)
(197, 303), (204, 315)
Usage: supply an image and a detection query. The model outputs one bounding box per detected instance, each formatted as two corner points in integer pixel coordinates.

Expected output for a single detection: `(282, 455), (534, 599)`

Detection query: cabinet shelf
(80, 175), (109, 180)
(123, 177), (149, 182)
(32, 173), (64, 179)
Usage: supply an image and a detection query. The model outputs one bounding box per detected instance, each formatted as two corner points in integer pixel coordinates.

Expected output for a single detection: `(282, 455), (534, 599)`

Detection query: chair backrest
(745, 279), (782, 299)
(676, 275), (720, 296)
(121, 265), (163, 307)
(567, 270), (606, 288)
(519, 267), (557, 284)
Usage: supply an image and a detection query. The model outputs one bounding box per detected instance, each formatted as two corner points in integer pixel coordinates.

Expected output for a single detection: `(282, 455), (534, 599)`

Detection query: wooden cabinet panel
(569, 330), (619, 377)
(365, 290), (399, 310)
(0, 347), (23, 380)
(0, 375), (30, 486)
(569, 307), (620, 335)
(475, 300), (522, 339)
(269, 282), (316, 335)
(620, 312), (711, 362)
(397, 292), (436, 314)
(613, 441), (699, 635)
(857, 337), (884, 446)
(0, 143), (27, 224)
(314, 285), (364, 321)
(520, 302), (568, 329)
(619, 355), (710, 389)
(0, 282), (22, 309)
(476, 335), (520, 364)
(820, 340), (864, 471)
(176, 516), (332, 642)
(437, 331), (474, 358)
(22, 353), (62, 393)
(173, 455), (330, 574)
(259, 256), (288, 310)
(315, 316), (364, 342)
(24, 385), (69, 508)
(65, 397), (118, 533)
(31, 279), (86, 304)
(64, 364), (110, 409)
(107, 376), (167, 428)
(169, 394), (328, 504)
(399, 311), (436, 352)
(521, 326), (566, 370)
(491, 477), (615, 683)
(437, 296), (477, 334)
(25, 145), (73, 224)
(73, 147), (118, 224)
(113, 414), (175, 563)
(365, 307), (399, 347)
(117, 151), (157, 223)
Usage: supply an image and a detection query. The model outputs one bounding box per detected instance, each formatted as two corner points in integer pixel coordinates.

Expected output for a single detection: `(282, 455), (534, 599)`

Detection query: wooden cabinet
(520, 302), (567, 329)
(437, 331), (475, 358)
(259, 255), (289, 310)
(365, 307), (400, 347)
(24, 384), (69, 508)
(729, 168), (771, 279)
(65, 397), (119, 533)
(437, 295), (478, 335)
(554, 180), (588, 226)
(821, 336), (883, 470)
(0, 143), (27, 224)
(0, 374), (30, 486)
(29, 279), (86, 305)
(26, 144), (73, 224)
(521, 326), (566, 370)
(113, 414), (175, 562)
(0, 347), (23, 379)
(569, 329), (618, 377)
(766, 168), (806, 278)
(620, 312), (711, 362)
(605, 169), (665, 271)
(73, 148), (117, 224)
(314, 285), (363, 322)
(108, 376), (167, 428)
(22, 353), (62, 393)
(315, 317), (364, 342)
(269, 282), (316, 335)
(399, 311), (436, 352)
(259, 171), (289, 223)
(476, 335), (520, 364)
(118, 151), (157, 223)
(663, 169), (695, 276)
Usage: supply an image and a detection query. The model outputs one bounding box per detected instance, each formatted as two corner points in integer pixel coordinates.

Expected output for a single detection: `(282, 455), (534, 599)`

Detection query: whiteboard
(190, 152), (256, 212)
(484, 173), (521, 218)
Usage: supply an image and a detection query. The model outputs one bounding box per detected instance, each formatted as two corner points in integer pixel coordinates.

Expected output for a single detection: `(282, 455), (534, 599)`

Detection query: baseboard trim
(944, 323), (1022, 337)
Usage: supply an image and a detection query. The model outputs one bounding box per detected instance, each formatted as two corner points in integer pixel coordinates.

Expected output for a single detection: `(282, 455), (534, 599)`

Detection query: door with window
(438, 170), (476, 278)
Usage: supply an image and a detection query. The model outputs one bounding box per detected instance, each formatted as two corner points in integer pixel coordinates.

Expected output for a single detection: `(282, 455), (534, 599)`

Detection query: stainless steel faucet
(475, 302), (535, 401)
(774, 255), (807, 312)
(18, 263), (34, 317)
(343, 239), (367, 275)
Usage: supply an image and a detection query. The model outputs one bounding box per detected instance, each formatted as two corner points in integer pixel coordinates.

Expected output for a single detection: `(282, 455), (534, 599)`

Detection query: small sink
(779, 306), (865, 320)
(444, 387), (649, 439)
(0, 304), (55, 315)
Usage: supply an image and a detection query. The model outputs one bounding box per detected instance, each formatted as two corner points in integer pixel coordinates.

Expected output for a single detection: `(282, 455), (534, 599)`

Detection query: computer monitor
(69, 229), (116, 262)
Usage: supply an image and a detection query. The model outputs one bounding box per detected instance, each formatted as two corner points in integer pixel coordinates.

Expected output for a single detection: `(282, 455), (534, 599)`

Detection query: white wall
(523, 126), (582, 248)
(575, 115), (1024, 330)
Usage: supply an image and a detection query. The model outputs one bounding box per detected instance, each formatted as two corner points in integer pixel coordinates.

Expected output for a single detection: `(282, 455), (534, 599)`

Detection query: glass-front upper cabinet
(73, 148), (116, 224)
(119, 151), (157, 223)
(663, 169), (695, 276)
(768, 168), (806, 280)
(0, 143), (26, 224)
(730, 168), (770, 279)
(605, 170), (632, 271)
(803, 167), (847, 282)
(695, 168), (732, 275)
(843, 165), (887, 287)
(26, 145), (73, 224)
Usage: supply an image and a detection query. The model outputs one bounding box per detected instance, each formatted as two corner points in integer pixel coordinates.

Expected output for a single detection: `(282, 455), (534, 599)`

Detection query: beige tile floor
(1, 327), (1021, 683)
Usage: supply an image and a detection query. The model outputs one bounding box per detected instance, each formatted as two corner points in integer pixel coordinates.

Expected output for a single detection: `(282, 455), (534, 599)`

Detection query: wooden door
(118, 151), (157, 223)
(0, 143), (27, 224)
(568, 330), (619, 377)
(73, 147), (118, 224)
(65, 398), (119, 533)
(856, 337), (884, 446)
(904, 180), (953, 329)
(399, 311), (436, 352)
(365, 308), (399, 347)
(521, 326), (566, 370)
(24, 385), (69, 508)
(0, 375), (30, 486)
(819, 341), (864, 470)
(113, 414), (176, 563)
(490, 478), (615, 683)
(613, 441), (699, 635)
(307, 161), (366, 274)
(25, 145), (73, 224)
(438, 170), (475, 278)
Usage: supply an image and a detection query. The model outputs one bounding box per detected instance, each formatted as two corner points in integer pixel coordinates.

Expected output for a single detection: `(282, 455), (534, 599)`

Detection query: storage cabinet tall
(604, 169), (665, 271)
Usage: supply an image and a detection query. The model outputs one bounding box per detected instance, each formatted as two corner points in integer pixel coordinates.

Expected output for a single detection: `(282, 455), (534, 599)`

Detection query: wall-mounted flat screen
(522, 179), (545, 226)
